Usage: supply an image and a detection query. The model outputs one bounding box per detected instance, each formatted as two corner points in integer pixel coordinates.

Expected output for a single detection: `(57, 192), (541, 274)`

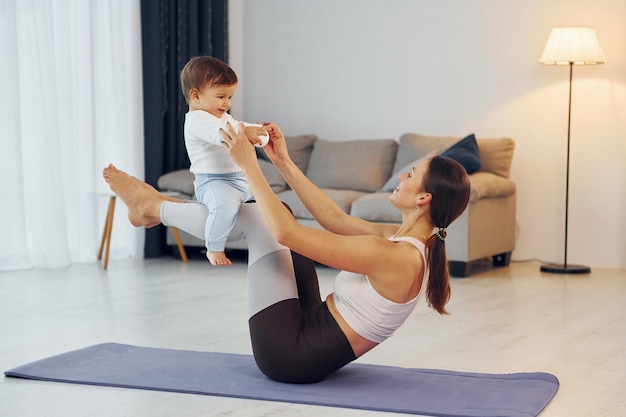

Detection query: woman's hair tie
(435, 227), (447, 242)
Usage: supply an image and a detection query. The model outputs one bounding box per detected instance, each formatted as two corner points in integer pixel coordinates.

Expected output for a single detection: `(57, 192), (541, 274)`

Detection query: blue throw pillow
(440, 133), (481, 174)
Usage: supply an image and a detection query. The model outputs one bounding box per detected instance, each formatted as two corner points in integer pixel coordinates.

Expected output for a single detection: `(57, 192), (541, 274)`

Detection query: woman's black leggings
(160, 201), (356, 383)
(249, 251), (356, 383)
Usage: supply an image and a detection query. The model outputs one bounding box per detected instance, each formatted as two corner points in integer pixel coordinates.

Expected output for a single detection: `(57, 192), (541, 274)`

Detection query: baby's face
(192, 83), (237, 118)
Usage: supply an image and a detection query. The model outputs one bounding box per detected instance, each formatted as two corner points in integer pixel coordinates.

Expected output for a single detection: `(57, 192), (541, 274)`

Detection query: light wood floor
(1, 255), (625, 417)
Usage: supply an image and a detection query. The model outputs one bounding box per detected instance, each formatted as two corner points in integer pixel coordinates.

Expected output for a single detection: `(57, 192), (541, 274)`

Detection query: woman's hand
(220, 122), (259, 172)
(261, 122), (290, 167)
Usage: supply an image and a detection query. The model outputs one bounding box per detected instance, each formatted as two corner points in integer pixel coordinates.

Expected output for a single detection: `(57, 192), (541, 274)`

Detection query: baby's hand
(245, 126), (270, 147)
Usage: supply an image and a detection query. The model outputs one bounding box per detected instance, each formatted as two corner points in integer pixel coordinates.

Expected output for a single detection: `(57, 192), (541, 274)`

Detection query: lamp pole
(564, 62), (572, 269)
(540, 62), (590, 274)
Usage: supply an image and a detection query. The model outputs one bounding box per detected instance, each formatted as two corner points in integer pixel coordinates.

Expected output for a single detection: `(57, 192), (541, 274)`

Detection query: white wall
(230, 0), (626, 269)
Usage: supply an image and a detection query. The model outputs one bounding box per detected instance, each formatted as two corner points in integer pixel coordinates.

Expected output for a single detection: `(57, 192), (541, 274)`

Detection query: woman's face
(390, 161), (428, 210)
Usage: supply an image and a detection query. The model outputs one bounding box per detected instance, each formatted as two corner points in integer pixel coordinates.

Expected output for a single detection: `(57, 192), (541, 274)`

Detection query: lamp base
(540, 263), (591, 274)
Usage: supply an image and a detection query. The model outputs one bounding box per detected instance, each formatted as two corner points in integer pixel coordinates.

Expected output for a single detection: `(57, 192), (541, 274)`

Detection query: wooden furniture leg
(98, 196), (116, 270)
(170, 227), (188, 263)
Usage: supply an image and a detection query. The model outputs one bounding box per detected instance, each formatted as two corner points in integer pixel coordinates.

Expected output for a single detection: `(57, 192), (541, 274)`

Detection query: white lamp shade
(540, 27), (606, 65)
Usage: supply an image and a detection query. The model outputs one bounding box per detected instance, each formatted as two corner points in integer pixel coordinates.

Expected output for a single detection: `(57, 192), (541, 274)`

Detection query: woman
(103, 122), (470, 384)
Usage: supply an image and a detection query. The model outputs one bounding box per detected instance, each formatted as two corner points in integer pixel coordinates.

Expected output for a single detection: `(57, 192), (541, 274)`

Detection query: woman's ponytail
(425, 229), (451, 314)
(422, 157), (471, 315)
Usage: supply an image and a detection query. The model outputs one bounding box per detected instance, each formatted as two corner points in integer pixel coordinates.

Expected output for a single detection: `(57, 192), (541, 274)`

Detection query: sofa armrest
(469, 172), (516, 202)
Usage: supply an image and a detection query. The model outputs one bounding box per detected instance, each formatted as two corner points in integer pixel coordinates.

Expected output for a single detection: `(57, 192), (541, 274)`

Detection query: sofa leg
(493, 252), (512, 267)
(448, 261), (471, 278)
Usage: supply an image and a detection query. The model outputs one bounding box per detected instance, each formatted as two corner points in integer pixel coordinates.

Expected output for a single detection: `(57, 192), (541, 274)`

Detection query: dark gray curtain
(140, 0), (228, 257)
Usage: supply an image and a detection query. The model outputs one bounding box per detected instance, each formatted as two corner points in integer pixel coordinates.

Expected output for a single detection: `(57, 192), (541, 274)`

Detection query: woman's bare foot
(102, 164), (175, 228)
(207, 251), (232, 266)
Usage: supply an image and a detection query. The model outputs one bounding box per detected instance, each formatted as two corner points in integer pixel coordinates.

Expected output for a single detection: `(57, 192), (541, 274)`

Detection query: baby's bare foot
(207, 251), (232, 266)
(102, 164), (164, 228)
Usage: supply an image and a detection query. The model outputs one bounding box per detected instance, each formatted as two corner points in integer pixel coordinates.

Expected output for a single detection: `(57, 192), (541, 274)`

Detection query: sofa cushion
(257, 134), (317, 174)
(157, 169), (195, 195)
(350, 193), (401, 223)
(379, 150), (439, 192)
(278, 189), (368, 220)
(440, 133), (481, 174)
(476, 138), (515, 178)
(306, 139), (398, 192)
(392, 133), (458, 174)
(396, 133), (515, 178)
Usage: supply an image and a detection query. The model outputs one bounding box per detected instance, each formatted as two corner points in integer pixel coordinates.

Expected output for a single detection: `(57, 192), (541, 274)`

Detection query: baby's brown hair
(180, 56), (238, 103)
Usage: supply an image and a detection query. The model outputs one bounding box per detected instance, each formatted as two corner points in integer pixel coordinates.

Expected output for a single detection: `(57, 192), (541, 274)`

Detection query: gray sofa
(157, 132), (516, 277)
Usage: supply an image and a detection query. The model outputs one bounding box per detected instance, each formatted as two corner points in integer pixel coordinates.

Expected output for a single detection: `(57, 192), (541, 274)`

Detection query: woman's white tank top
(332, 236), (428, 343)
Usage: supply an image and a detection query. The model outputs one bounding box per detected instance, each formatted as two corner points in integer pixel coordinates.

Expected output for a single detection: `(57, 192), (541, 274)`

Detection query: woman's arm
(222, 123), (418, 293)
(262, 123), (399, 238)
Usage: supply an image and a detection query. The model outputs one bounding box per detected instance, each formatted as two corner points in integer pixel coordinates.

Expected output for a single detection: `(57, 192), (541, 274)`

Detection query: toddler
(180, 56), (268, 266)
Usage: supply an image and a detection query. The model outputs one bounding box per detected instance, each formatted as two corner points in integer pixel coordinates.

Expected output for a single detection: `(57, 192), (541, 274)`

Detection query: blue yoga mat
(5, 343), (558, 417)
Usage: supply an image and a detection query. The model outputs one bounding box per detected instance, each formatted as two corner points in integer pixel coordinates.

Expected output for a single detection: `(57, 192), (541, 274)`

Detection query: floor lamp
(539, 27), (605, 274)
